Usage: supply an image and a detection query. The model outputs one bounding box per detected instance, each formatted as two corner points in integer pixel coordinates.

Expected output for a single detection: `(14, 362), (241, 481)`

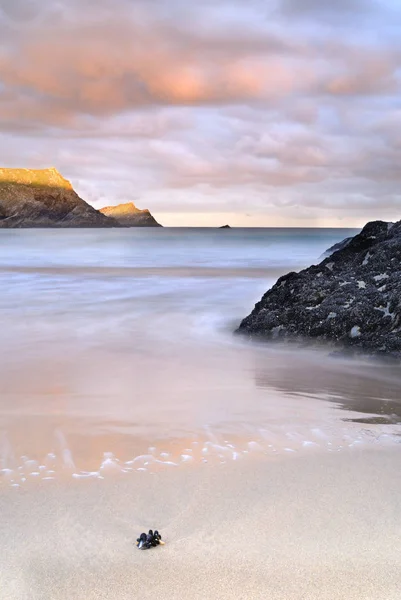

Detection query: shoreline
(1, 424), (400, 489)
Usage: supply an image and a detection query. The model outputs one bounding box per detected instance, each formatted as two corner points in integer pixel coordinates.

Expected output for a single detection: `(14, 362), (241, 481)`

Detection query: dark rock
(219, 224), (231, 229)
(321, 236), (353, 258)
(236, 219), (401, 356)
(0, 167), (119, 228)
(136, 529), (164, 549)
(99, 202), (162, 227)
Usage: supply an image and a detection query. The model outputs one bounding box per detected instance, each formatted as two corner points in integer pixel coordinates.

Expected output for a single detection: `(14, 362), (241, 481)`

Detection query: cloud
(0, 11), (312, 128)
(0, 0), (43, 22)
(0, 0), (399, 125)
(323, 48), (400, 95)
(279, 0), (376, 19)
(0, 0), (401, 225)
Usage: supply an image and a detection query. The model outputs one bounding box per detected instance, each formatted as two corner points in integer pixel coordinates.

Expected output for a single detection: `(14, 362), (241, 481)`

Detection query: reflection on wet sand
(1, 341), (401, 488)
(252, 343), (401, 423)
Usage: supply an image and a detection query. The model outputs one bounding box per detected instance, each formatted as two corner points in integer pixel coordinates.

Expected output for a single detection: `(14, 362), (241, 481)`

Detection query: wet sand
(1, 449), (400, 600)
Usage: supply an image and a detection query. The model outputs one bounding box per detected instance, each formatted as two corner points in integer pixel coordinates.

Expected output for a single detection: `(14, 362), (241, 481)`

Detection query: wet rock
(321, 236), (353, 258)
(236, 220), (401, 356)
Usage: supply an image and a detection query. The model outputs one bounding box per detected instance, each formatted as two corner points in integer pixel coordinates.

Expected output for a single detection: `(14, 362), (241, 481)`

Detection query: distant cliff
(0, 168), (118, 228)
(99, 202), (162, 227)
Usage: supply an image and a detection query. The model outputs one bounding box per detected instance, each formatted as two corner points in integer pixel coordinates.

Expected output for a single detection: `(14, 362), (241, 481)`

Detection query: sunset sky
(1, 0), (401, 226)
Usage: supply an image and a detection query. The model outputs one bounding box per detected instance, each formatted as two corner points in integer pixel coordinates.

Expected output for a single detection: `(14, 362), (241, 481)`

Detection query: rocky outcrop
(99, 202), (162, 227)
(322, 236), (353, 258)
(219, 224), (231, 229)
(0, 167), (118, 228)
(236, 220), (401, 356)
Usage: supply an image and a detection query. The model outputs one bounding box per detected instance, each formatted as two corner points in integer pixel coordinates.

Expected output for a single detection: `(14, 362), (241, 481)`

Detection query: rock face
(236, 220), (401, 356)
(322, 236), (353, 258)
(99, 202), (162, 227)
(0, 167), (118, 228)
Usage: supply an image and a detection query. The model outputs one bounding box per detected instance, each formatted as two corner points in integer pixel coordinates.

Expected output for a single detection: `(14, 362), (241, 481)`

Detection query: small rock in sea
(136, 529), (165, 549)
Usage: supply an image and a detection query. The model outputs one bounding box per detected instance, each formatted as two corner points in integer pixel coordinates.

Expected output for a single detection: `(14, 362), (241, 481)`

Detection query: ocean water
(1, 227), (400, 486)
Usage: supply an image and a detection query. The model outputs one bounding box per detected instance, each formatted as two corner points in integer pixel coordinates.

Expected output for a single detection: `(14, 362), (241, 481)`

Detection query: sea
(1, 227), (400, 486)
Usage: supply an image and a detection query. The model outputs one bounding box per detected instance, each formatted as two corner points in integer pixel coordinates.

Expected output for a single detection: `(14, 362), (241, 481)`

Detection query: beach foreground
(1, 449), (400, 600)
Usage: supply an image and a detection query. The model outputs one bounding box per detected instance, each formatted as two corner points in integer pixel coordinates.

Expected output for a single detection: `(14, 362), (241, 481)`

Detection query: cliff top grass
(0, 168), (72, 189)
(100, 202), (147, 215)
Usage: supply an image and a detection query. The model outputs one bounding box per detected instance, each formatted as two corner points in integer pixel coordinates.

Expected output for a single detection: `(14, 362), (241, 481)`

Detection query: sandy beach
(1, 229), (401, 599)
(1, 449), (400, 600)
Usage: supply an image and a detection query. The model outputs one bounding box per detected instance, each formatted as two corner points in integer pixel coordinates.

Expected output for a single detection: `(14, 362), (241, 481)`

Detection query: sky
(1, 0), (401, 227)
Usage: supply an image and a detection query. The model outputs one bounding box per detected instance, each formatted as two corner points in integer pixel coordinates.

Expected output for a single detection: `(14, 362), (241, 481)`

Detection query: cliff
(99, 202), (162, 227)
(0, 168), (118, 228)
(236, 220), (401, 356)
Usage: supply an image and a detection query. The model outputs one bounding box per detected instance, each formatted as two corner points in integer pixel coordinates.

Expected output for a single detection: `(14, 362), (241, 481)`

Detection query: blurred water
(0, 227), (350, 268)
(1, 227), (401, 486)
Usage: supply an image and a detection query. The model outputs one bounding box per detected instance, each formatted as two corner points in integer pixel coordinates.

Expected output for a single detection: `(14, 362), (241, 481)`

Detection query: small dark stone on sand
(136, 529), (164, 549)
